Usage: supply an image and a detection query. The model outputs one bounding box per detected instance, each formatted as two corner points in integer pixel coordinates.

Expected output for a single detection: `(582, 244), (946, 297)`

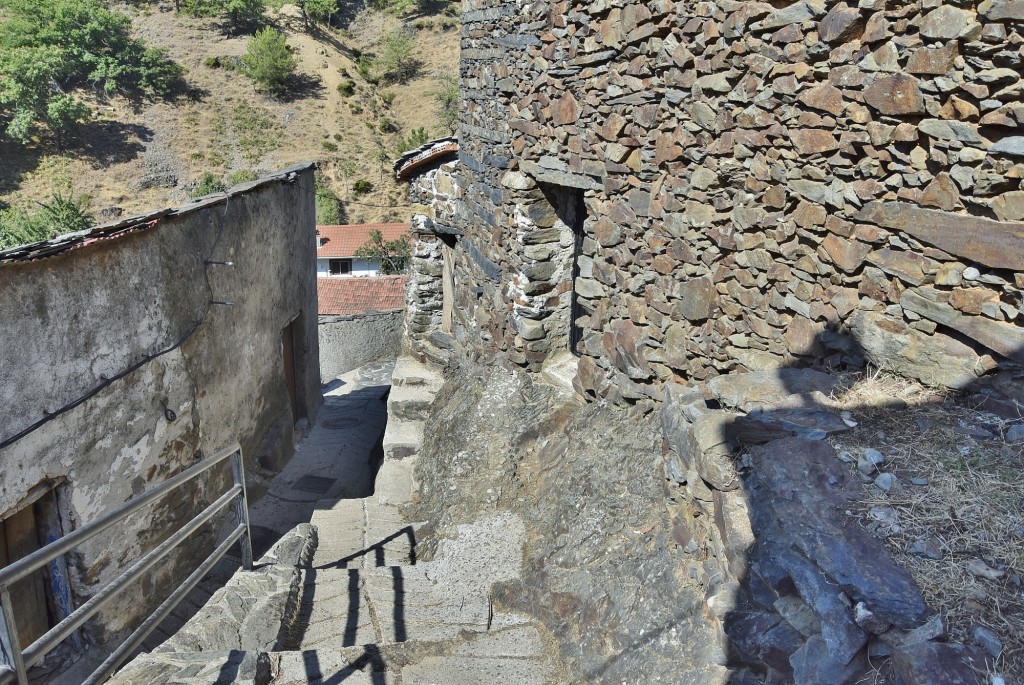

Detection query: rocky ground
(406, 355), (1023, 685)
(829, 372), (1023, 683)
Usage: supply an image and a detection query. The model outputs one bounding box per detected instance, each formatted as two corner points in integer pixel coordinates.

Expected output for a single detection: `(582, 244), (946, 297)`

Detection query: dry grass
(0, 3), (460, 224)
(829, 369), (1024, 683)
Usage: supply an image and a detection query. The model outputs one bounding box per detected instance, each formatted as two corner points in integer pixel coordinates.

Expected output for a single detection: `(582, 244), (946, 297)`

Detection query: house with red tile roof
(317, 275), (408, 316)
(315, 223), (410, 278)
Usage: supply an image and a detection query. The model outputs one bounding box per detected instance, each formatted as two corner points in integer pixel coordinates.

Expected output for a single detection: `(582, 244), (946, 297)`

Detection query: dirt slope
(0, 1), (459, 225)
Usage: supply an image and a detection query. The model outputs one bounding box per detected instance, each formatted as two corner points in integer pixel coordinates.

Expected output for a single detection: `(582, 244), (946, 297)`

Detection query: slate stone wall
(427, 0), (1024, 409)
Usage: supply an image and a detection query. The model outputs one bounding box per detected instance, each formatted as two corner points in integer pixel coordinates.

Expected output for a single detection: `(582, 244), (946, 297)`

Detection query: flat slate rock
(890, 641), (988, 685)
(737, 408), (851, 441)
(706, 368), (840, 410)
(749, 438), (930, 628)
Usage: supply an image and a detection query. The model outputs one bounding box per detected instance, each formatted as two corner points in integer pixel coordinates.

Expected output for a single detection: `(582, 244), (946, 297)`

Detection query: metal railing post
(0, 590), (26, 685)
(229, 449), (253, 570)
(0, 443), (252, 685)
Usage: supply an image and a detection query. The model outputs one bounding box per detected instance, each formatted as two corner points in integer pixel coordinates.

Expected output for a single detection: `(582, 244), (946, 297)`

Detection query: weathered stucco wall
(318, 309), (404, 381)
(0, 165), (320, 655)
(412, 0), (1024, 417)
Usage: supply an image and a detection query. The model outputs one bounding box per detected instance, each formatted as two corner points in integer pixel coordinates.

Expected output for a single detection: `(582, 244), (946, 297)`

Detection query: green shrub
(302, 0), (336, 27)
(380, 90), (396, 107)
(352, 179), (373, 195)
(378, 117), (398, 133)
(241, 28), (297, 95)
(356, 54), (376, 83)
(322, 140), (338, 152)
(0, 0), (184, 144)
(377, 30), (415, 83)
(398, 127), (429, 153)
(336, 80), (355, 96)
(333, 133), (342, 141)
(228, 169), (257, 184)
(182, 0), (264, 27)
(433, 70), (459, 134)
(315, 173), (342, 224)
(0, 191), (93, 250)
(203, 56), (222, 68)
(355, 228), (410, 274)
(191, 172), (228, 197)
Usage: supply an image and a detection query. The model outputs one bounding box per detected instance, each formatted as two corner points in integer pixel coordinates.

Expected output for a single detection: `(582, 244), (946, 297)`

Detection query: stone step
(109, 624), (552, 685)
(390, 355), (445, 390)
(387, 382), (441, 421)
(381, 418), (424, 462)
(106, 649), (396, 685)
(291, 563), (493, 650)
(310, 498), (420, 570)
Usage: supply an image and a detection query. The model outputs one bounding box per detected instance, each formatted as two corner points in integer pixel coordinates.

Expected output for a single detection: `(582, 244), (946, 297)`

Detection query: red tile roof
(316, 223), (410, 258)
(317, 275), (408, 316)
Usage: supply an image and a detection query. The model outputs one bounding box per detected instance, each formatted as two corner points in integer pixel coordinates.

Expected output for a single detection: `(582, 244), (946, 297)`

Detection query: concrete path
(248, 361), (395, 558)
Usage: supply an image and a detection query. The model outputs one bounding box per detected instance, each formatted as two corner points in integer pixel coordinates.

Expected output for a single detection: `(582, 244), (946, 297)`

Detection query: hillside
(0, 0), (460, 228)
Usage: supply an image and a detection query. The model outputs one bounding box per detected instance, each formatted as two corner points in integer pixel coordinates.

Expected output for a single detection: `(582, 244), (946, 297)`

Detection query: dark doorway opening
(568, 190), (586, 357)
(0, 487), (74, 651)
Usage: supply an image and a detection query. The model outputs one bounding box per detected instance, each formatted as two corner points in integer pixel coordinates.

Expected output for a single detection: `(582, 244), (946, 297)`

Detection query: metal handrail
(0, 443), (253, 685)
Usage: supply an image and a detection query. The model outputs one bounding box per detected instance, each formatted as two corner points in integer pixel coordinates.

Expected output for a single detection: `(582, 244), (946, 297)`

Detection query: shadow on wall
(662, 328), (1022, 684)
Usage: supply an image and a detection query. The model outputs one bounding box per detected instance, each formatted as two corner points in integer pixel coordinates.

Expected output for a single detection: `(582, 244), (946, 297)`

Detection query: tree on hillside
(181, 0), (265, 29)
(378, 30), (416, 84)
(300, 0), (337, 28)
(433, 70), (458, 134)
(355, 229), (410, 275)
(241, 28), (298, 95)
(398, 127), (429, 153)
(0, 0), (184, 144)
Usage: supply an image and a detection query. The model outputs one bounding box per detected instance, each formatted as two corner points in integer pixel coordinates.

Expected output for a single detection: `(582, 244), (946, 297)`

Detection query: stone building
(399, 1), (1024, 682)
(0, 165), (321, 673)
(404, 0), (1023, 412)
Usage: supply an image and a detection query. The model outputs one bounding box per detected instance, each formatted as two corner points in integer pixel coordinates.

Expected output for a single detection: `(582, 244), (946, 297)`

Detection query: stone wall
(424, 0), (1024, 412)
(0, 165), (320, 660)
(318, 309), (404, 381)
(406, 160), (461, 358)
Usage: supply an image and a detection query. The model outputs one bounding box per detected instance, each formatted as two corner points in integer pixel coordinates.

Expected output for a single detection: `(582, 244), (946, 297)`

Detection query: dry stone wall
(432, 0), (1024, 411)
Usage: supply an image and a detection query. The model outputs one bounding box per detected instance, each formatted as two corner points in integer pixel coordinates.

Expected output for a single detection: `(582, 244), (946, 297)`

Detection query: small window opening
(329, 259), (352, 275)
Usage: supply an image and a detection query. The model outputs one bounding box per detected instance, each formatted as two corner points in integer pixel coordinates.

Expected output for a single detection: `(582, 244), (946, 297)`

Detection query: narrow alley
(107, 358), (564, 685)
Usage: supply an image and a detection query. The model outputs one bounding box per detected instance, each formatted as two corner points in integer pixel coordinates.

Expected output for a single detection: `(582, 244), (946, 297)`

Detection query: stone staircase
(107, 357), (561, 685)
